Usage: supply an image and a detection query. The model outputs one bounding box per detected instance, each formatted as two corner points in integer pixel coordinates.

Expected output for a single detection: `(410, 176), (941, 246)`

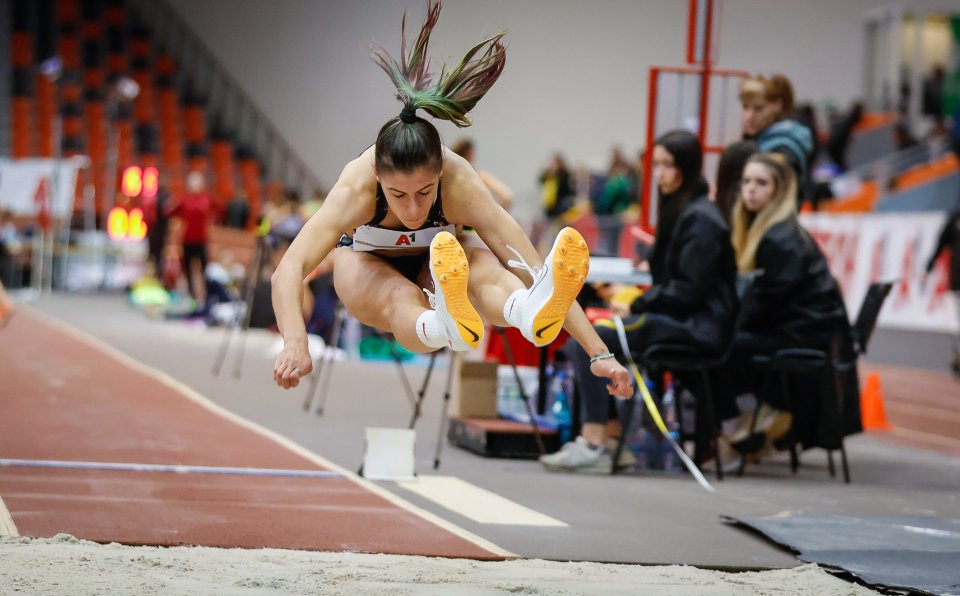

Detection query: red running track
(0, 309), (505, 559)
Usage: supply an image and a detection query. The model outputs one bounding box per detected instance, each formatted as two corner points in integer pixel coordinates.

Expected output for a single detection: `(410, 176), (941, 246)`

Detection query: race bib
(350, 224), (456, 252)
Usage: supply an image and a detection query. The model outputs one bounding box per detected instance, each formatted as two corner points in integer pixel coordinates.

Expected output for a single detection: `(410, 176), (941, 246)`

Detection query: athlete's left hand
(274, 339), (313, 389)
(590, 359), (633, 399)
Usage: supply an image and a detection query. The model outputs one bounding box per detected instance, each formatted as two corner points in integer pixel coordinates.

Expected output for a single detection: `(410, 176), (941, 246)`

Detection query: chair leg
(699, 369), (722, 481)
(433, 351), (459, 470)
(610, 393), (637, 476)
(840, 440), (851, 484)
(409, 350), (439, 429)
(738, 369), (770, 477)
(777, 371), (801, 474)
(827, 449), (836, 477)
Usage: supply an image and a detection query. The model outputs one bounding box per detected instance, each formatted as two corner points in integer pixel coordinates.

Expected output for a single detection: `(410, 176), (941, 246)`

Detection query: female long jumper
(271, 0), (631, 399)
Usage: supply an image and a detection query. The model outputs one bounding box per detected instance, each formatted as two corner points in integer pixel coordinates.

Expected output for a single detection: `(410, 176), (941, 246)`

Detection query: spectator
(540, 130), (738, 473)
(722, 153), (856, 458)
(825, 101), (864, 172)
(922, 205), (960, 377)
(169, 171), (215, 303)
(223, 189), (251, 229)
(141, 175), (172, 278)
(540, 153), (576, 220)
(595, 147), (635, 256)
(714, 141), (758, 225)
(922, 65), (946, 119)
(739, 73), (814, 205)
(451, 137), (514, 211)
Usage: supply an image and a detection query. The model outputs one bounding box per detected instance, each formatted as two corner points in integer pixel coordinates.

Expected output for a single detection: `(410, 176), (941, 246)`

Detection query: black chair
(629, 344), (727, 479)
(736, 281), (895, 482)
(610, 275), (759, 480)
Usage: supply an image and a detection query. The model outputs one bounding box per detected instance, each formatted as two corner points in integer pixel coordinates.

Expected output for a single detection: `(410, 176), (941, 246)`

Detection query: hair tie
(399, 105), (417, 124)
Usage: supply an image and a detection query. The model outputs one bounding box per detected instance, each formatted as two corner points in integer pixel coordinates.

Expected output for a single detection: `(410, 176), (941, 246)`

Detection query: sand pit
(1, 534), (873, 595)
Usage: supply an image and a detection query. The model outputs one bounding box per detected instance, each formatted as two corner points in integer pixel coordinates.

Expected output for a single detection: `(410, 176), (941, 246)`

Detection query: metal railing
(844, 134), (952, 202)
(127, 0), (322, 198)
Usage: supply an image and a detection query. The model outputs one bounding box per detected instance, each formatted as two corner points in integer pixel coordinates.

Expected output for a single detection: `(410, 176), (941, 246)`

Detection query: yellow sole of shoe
(531, 227), (589, 346)
(431, 231), (483, 348)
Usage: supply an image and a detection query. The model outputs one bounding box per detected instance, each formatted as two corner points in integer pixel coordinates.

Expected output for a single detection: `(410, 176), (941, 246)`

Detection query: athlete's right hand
(274, 339), (313, 389)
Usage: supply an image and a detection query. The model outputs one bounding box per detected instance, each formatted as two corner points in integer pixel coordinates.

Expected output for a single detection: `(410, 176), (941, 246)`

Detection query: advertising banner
(801, 212), (957, 334)
(0, 158), (81, 219)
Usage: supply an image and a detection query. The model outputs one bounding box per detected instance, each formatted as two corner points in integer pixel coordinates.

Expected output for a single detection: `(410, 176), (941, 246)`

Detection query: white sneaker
(504, 227), (590, 347)
(540, 437), (612, 473)
(423, 231), (484, 351)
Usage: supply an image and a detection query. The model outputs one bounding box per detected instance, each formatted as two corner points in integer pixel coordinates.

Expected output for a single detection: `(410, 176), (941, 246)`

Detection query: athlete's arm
(271, 155), (374, 389)
(478, 170), (514, 211)
(442, 151), (631, 398)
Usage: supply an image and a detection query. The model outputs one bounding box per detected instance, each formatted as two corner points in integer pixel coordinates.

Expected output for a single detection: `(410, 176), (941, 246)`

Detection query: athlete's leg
(463, 246), (524, 326)
(332, 248), (433, 353)
(466, 227), (590, 347)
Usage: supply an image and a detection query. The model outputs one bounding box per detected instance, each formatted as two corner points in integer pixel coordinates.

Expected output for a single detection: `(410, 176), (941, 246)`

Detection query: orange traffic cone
(861, 372), (892, 431)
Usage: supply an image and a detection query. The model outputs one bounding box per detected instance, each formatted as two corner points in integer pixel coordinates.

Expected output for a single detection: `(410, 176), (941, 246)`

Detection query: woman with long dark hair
(542, 130), (738, 473)
(271, 1), (631, 397)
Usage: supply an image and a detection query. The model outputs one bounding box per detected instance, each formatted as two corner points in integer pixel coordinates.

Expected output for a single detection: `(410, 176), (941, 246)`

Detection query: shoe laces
(422, 288), (437, 310)
(505, 245), (545, 284)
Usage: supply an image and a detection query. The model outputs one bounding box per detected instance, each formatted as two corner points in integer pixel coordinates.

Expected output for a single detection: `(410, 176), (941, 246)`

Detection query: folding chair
(737, 281), (895, 482)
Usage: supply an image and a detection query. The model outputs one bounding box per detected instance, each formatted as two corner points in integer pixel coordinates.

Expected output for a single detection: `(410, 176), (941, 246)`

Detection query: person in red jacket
(169, 171), (214, 302)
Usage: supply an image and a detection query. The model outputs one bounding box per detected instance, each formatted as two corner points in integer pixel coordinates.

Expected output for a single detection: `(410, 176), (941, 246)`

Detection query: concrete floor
(22, 293), (960, 570)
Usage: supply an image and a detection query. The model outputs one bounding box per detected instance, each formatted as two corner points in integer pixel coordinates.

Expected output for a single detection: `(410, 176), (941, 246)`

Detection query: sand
(0, 535), (875, 595)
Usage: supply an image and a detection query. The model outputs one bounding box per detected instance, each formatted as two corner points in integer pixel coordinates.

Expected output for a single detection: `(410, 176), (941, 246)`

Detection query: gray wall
(163, 0), (953, 219)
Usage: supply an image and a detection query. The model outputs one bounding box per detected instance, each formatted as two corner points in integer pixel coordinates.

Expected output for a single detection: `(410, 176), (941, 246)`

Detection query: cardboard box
(450, 359), (499, 418)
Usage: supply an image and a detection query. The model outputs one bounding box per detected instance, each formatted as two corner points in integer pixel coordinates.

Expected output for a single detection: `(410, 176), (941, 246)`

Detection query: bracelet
(589, 352), (615, 364)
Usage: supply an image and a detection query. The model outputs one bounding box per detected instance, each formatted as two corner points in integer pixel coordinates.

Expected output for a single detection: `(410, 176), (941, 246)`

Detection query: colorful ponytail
(372, 0), (507, 173)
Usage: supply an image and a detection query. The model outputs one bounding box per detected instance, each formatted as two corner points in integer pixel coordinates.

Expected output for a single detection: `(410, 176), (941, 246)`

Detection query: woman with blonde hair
(270, 0), (631, 399)
(723, 153), (857, 456)
(739, 74), (813, 203)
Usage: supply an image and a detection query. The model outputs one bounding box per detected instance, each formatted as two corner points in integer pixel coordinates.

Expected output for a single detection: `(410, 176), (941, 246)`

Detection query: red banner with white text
(800, 212), (957, 334)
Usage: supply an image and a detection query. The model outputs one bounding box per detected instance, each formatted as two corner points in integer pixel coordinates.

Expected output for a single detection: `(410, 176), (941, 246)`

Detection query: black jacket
(741, 218), (850, 345)
(738, 218), (861, 446)
(926, 210), (960, 291)
(631, 195), (739, 353)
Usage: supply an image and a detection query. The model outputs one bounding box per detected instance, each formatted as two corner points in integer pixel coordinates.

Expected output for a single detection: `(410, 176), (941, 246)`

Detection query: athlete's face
(740, 161), (776, 213)
(741, 96), (782, 137)
(652, 145), (683, 195)
(378, 167), (441, 229)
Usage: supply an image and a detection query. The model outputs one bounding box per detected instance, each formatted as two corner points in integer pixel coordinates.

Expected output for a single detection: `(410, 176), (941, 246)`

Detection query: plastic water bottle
(550, 371), (572, 443)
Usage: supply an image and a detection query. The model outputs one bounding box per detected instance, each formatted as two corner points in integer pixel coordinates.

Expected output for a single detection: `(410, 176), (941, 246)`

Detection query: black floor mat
(725, 514), (960, 595)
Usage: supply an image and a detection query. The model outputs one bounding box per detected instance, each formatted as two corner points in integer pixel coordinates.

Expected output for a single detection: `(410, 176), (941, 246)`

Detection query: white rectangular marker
(0, 496), (19, 537)
(397, 476), (567, 527)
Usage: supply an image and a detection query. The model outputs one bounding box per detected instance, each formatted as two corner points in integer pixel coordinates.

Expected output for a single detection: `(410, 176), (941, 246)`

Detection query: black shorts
(338, 234), (429, 284)
(378, 252), (429, 283)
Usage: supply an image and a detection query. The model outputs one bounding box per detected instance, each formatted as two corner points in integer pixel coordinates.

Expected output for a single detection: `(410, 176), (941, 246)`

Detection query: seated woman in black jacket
(724, 152), (855, 455)
(541, 130), (739, 473)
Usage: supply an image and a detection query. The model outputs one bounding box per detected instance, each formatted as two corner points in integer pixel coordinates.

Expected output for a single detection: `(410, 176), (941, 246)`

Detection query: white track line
(23, 306), (515, 559)
(0, 496), (19, 537)
(886, 402), (960, 424)
(397, 476), (567, 527)
(889, 427), (960, 451)
(0, 459), (342, 478)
